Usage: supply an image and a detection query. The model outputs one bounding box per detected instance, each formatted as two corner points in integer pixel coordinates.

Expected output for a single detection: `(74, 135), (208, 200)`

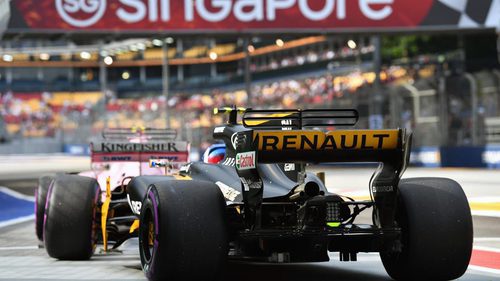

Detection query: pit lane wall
(0, 138), (61, 155)
(411, 146), (500, 168)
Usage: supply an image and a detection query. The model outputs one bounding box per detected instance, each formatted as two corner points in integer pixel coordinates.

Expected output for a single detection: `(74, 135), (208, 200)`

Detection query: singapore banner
(5, 0), (500, 33)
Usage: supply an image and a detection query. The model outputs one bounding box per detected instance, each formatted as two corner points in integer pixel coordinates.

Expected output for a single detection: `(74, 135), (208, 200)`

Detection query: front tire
(44, 174), (100, 260)
(139, 180), (228, 281)
(381, 177), (473, 280)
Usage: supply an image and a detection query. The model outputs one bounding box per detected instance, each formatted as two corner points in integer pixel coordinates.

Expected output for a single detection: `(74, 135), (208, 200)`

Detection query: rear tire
(44, 174), (100, 260)
(139, 180), (228, 281)
(35, 175), (53, 241)
(380, 177), (473, 280)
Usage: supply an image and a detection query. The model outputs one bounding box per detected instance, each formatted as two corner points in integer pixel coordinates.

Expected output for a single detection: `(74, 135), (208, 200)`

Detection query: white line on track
(0, 214), (35, 228)
(0, 246), (38, 251)
(474, 237), (500, 242)
(0, 186), (35, 202)
(471, 210), (500, 218)
(469, 197), (500, 203)
(474, 246), (500, 253)
(468, 265), (500, 275)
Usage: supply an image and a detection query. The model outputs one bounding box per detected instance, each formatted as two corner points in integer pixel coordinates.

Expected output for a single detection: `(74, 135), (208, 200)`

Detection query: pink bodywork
(79, 162), (166, 194)
(78, 134), (190, 200)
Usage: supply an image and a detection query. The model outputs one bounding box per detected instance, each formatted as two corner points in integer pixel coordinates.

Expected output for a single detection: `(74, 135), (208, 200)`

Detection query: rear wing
(243, 109), (358, 129)
(102, 128), (177, 140)
(250, 129), (404, 164)
(90, 140), (190, 164)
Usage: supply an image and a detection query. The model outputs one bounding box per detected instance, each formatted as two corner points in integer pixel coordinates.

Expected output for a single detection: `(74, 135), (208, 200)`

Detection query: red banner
(12, 0), (437, 31)
(8, 0), (499, 33)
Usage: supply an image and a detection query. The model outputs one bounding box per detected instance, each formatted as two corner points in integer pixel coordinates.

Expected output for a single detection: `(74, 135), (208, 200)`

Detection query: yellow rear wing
(250, 129), (404, 164)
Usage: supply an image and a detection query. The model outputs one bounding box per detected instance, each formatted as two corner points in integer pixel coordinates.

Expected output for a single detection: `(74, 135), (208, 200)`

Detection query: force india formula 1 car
(35, 127), (190, 250)
(36, 108), (473, 281)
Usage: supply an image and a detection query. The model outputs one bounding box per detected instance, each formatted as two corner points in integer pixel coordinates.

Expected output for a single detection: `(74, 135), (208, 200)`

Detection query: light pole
(162, 38), (170, 128)
(244, 37), (252, 107)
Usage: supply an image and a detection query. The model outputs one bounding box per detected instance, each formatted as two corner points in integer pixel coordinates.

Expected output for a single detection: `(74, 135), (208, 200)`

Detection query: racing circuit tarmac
(0, 156), (499, 281)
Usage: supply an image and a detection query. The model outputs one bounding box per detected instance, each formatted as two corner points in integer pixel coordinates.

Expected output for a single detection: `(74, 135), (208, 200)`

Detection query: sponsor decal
(483, 150), (500, 165)
(222, 157), (235, 167)
(231, 133), (238, 150)
(215, 181), (240, 202)
(92, 152), (189, 163)
(101, 155), (132, 161)
(240, 177), (262, 191)
(372, 185), (394, 193)
(179, 163), (191, 173)
(236, 151), (256, 170)
(281, 119), (294, 131)
(56, 0), (107, 27)
(127, 194), (142, 215)
(253, 130), (399, 151)
(284, 163), (296, 171)
(94, 142), (183, 153)
(410, 148), (440, 166)
(154, 156), (179, 161)
(214, 127), (225, 134)
(149, 159), (164, 168)
(14, 0), (440, 30)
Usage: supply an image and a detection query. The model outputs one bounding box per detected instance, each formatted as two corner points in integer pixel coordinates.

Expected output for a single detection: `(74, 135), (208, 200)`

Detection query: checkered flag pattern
(421, 0), (500, 29)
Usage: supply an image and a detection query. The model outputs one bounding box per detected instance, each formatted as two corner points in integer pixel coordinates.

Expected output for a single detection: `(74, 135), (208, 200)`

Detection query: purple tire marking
(34, 187), (38, 234)
(148, 190), (159, 236)
(91, 185), (100, 249)
(146, 189), (159, 278)
(42, 180), (55, 242)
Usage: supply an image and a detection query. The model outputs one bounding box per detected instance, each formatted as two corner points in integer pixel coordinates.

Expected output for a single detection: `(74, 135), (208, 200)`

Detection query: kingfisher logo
(236, 151), (256, 170)
(56, 0), (107, 27)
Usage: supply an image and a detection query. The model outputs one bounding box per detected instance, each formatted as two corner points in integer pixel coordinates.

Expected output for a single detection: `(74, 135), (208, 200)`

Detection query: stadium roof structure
(1, 0), (499, 40)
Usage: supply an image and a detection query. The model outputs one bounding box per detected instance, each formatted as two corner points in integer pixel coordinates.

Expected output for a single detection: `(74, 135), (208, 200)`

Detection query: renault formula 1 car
(37, 108), (472, 281)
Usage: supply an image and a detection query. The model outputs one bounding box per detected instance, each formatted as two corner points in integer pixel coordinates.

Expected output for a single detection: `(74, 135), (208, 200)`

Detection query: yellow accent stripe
(349, 196), (371, 201)
(173, 174), (192, 181)
(129, 220), (140, 234)
(214, 107), (246, 115)
(101, 177), (111, 252)
(469, 202), (500, 211)
(327, 222), (341, 227)
(244, 113), (295, 126)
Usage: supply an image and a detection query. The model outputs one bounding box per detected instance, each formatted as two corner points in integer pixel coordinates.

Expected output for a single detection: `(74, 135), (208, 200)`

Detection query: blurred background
(0, 0), (499, 167)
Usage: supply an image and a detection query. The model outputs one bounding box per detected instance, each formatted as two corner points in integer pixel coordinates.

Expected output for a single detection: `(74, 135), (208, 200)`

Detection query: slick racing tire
(35, 175), (54, 241)
(380, 178), (473, 281)
(44, 174), (100, 260)
(139, 180), (228, 281)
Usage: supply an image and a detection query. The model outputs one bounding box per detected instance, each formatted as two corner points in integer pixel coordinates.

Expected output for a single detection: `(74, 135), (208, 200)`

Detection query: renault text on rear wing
(249, 129), (404, 164)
